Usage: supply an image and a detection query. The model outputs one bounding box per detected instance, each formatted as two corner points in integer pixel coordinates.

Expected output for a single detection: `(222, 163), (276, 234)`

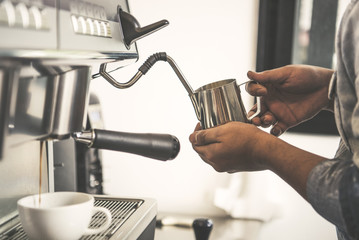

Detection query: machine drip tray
(83, 197), (143, 239)
(0, 195), (157, 240)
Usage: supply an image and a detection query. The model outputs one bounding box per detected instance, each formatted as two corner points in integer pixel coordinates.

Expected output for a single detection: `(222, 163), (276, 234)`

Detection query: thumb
(190, 129), (219, 146)
(247, 68), (287, 85)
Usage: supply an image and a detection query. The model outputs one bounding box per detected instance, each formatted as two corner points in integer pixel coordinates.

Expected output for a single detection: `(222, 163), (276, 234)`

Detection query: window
(256, 0), (349, 135)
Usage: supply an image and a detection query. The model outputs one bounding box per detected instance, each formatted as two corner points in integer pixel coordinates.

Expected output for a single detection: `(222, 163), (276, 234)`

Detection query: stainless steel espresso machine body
(0, 0), (173, 239)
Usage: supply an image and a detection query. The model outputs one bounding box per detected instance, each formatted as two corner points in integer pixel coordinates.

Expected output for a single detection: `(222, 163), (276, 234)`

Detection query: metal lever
(118, 6), (169, 49)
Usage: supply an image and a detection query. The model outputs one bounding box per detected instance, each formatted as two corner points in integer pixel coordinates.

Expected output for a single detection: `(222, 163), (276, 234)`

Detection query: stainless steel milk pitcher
(190, 79), (260, 129)
(99, 52), (261, 129)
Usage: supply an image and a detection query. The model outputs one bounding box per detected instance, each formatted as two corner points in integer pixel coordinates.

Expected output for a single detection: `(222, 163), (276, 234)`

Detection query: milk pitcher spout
(189, 93), (201, 122)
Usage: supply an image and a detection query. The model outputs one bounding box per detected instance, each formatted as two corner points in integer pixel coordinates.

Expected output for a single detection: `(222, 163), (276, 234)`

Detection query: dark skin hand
(189, 121), (327, 199)
(189, 65), (334, 199)
(246, 65), (334, 136)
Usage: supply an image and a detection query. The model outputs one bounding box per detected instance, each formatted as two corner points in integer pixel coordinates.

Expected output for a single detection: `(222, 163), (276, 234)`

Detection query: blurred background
(89, 0), (347, 239)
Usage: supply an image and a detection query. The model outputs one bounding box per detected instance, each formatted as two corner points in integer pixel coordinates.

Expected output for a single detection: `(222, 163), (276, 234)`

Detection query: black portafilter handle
(193, 218), (213, 240)
(73, 129), (180, 161)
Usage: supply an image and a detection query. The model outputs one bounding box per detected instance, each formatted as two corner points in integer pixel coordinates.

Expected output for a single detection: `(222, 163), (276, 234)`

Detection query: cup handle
(247, 96), (261, 121)
(83, 206), (112, 235)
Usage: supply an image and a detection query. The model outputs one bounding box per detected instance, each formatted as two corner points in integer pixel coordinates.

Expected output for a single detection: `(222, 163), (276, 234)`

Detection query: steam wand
(99, 52), (194, 95)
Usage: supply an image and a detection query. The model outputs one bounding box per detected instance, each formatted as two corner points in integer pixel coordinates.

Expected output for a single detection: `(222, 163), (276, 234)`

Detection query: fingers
(248, 103), (287, 135)
(250, 108), (288, 137)
(270, 121), (288, 136)
(189, 125), (221, 168)
(194, 122), (202, 131)
(260, 112), (277, 128)
(247, 103), (264, 120)
(248, 103), (277, 128)
(250, 112), (278, 128)
(189, 122), (203, 143)
(250, 109), (287, 136)
(189, 127), (220, 146)
(245, 81), (267, 96)
(247, 68), (287, 85)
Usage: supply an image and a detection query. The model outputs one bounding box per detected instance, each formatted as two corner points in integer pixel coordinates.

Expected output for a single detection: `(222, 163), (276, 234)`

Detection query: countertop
(154, 213), (263, 240)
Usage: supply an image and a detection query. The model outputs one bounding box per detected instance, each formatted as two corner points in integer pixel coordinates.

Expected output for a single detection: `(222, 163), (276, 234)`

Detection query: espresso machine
(0, 0), (180, 239)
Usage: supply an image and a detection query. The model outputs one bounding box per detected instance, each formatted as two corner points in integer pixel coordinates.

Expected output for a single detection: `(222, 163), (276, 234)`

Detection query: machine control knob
(0, 3), (7, 25)
(0, 0), (15, 27)
(192, 218), (213, 240)
(93, 19), (101, 36)
(40, 8), (49, 29)
(100, 21), (108, 37)
(71, 15), (79, 32)
(29, 6), (42, 29)
(86, 18), (94, 35)
(77, 16), (87, 34)
(15, 2), (30, 28)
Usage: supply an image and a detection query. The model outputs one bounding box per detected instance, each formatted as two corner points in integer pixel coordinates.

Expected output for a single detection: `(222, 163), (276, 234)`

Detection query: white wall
(90, 0), (259, 216)
(90, 0), (341, 239)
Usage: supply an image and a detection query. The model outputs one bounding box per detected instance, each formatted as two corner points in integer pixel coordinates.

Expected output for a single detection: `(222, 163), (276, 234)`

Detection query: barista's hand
(246, 65), (334, 136)
(189, 122), (268, 172)
(189, 121), (327, 199)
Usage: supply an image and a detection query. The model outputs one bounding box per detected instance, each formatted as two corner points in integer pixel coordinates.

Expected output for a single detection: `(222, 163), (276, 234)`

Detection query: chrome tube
(166, 55), (194, 95)
(99, 63), (143, 89)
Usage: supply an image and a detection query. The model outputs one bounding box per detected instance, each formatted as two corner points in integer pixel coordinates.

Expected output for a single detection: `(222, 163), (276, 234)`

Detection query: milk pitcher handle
(247, 96), (261, 121)
(238, 81), (261, 121)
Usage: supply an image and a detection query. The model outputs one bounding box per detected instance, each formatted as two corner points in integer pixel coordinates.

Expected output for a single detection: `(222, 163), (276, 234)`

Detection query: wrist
(249, 129), (279, 170)
(320, 68), (335, 112)
(324, 71), (336, 112)
(324, 98), (335, 112)
(254, 130), (327, 199)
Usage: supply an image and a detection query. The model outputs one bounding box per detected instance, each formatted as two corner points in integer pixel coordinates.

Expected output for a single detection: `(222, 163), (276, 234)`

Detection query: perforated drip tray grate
(0, 196), (144, 240)
(81, 197), (143, 240)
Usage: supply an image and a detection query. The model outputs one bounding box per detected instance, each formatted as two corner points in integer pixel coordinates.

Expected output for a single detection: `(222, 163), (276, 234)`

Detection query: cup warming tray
(0, 195), (157, 240)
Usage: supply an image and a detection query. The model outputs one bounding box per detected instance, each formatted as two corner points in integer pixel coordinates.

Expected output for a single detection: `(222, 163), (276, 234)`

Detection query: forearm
(255, 132), (327, 199)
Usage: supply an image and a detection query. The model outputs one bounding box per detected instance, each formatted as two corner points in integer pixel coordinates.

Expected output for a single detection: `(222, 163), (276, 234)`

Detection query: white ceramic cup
(17, 191), (112, 240)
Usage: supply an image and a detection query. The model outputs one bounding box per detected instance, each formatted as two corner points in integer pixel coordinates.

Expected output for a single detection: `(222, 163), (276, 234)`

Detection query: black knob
(192, 218), (213, 240)
(118, 6), (169, 49)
